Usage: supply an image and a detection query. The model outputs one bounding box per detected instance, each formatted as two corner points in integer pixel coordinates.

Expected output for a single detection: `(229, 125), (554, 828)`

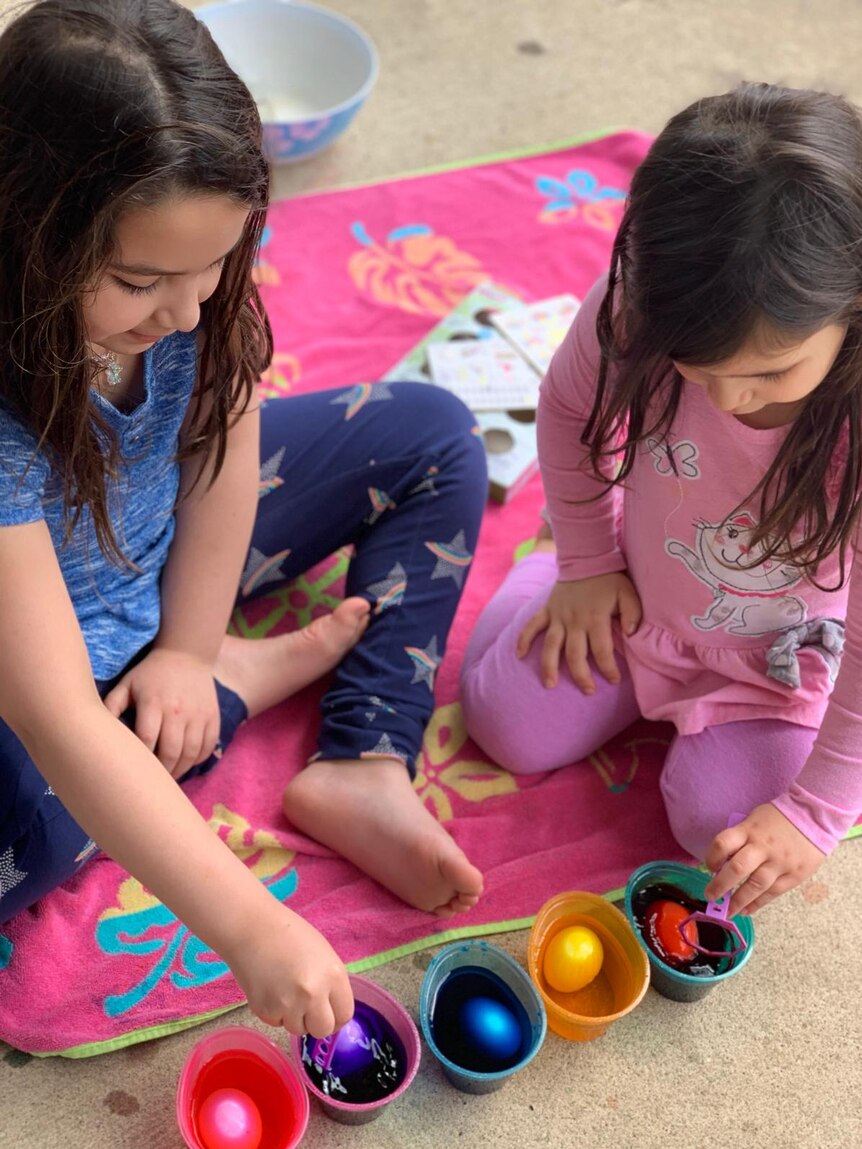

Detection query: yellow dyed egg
(543, 926), (604, 993)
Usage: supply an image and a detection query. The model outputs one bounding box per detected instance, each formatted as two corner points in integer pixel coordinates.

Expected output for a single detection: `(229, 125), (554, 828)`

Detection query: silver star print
(0, 847), (27, 905)
(405, 635), (441, 691)
(367, 562), (407, 613)
(408, 468), (440, 497)
(427, 529), (473, 588)
(369, 695), (396, 713)
(330, 382), (395, 420)
(364, 487), (396, 526)
(240, 547), (291, 595)
(365, 695), (397, 723)
(259, 447), (286, 496)
(366, 733), (400, 758)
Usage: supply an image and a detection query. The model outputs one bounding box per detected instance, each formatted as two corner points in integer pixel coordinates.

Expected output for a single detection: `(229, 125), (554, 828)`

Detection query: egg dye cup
(290, 975), (420, 1125)
(528, 891), (650, 1042)
(624, 861), (755, 1003)
(419, 939), (547, 1095)
(176, 1025), (310, 1149)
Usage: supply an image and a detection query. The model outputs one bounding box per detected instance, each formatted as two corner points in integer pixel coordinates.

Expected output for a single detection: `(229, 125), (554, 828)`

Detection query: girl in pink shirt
(461, 83), (862, 917)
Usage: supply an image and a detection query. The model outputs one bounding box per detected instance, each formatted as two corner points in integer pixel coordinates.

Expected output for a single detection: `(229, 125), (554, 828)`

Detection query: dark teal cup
(624, 861), (755, 1003)
(419, 940), (547, 1094)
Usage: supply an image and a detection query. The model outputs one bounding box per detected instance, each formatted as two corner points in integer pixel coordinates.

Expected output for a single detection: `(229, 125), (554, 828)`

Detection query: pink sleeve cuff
(771, 784), (860, 857)
(556, 553), (628, 582)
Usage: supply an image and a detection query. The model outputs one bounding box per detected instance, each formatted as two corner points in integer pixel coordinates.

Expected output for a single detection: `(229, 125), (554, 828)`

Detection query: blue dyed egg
(458, 996), (522, 1062)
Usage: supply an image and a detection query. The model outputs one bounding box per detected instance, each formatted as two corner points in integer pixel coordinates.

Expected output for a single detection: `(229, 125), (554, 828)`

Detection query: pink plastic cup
(290, 974), (421, 1125)
(176, 1025), (310, 1149)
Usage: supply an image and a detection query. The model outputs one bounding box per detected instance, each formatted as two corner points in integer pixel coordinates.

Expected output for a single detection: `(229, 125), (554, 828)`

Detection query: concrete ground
(3, 2), (862, 1147)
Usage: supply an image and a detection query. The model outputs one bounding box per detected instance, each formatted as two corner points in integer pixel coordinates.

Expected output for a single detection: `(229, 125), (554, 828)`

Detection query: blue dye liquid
(431, 966), (532, 1073)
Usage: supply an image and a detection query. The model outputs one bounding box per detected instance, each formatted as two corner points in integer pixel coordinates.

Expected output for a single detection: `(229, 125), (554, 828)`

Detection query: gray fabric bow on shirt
(766, 618), (845, 689)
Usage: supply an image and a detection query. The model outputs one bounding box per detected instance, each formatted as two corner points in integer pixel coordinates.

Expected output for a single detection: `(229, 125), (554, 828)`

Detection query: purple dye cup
(290, 974), (421, 1125)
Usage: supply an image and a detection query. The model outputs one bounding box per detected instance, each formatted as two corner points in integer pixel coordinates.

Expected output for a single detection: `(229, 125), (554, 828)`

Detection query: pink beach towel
(2, 132), (854, 1058)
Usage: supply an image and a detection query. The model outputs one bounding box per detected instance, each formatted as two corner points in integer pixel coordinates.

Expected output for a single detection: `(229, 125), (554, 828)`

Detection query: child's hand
(704, 803), (827, 915)
(228, 905), (354, 1037)
(103, 647), (221, 778)
(516, 573), (642, 692)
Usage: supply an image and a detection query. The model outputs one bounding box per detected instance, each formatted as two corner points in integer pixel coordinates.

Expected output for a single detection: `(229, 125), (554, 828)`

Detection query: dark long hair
(584, 83), (862, 587)
(0, 0), (272, 563)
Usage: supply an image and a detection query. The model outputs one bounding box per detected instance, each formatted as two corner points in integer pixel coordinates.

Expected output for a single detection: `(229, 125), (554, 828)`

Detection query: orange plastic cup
(528, 891), (649, 1041)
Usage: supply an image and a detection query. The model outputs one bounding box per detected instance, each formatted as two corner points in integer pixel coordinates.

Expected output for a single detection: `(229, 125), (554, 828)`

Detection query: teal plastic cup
(624, 861), (755, 1003)
(419, 940), (547, 1095)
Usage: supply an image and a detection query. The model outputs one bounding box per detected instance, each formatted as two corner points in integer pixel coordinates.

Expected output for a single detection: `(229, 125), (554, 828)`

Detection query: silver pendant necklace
(93, 350), (122, 388)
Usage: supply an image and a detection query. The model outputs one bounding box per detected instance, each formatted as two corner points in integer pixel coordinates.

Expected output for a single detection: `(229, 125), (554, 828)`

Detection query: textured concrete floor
(3, 2), (862, 1146)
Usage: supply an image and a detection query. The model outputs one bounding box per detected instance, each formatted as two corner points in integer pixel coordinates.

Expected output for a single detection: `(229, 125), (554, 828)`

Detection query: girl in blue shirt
(0, 0), (485, 1037)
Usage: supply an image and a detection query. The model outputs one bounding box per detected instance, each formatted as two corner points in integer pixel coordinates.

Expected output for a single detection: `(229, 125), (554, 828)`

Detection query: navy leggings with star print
(0, 382), (486, 923)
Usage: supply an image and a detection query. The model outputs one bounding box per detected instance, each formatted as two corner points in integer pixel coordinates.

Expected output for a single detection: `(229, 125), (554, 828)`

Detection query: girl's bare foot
(282, 757), (484, 917)
(214, 597), (370, 718)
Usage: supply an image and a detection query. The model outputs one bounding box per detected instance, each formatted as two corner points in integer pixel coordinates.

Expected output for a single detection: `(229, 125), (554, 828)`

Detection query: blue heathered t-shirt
(0, 330), (198, 680)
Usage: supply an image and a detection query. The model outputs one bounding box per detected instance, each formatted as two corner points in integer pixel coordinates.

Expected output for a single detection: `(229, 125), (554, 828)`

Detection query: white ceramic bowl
(196, 0), (379, 163)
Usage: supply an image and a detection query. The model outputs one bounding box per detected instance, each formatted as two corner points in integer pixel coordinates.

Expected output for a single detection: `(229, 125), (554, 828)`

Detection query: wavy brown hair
(584, 83), (862, 588)
(0, 0), (272, 564)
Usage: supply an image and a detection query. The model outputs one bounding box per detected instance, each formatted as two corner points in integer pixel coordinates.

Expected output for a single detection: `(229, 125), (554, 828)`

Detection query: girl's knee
(391, 379), (475, 431)
(391, 383), (486, 473)
(461, 667), (556, 776)
(661, 798), (716, 862)
(661, 719), (812, 861)
(660, 738), (732, 861)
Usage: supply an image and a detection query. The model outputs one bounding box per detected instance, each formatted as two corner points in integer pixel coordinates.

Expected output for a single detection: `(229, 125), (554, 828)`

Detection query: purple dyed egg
(309, 1003), (393, 1078)
(327, 1016), (377, 1075)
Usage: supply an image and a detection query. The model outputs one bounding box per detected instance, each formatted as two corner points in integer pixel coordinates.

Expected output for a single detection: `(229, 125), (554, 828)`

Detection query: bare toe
(282, 758), (484, 915)
(214, 597), (371, 719)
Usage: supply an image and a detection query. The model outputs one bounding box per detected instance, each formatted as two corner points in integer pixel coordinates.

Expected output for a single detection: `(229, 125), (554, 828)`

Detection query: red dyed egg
(645, 900), (698, 965)
(197, 1088), (262, 1149)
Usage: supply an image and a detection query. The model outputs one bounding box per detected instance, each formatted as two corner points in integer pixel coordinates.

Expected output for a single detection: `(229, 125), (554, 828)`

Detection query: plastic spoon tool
(678, 889), (749, 958)
(306, 1006), (385, 1076)
(679, 811), (749, 959)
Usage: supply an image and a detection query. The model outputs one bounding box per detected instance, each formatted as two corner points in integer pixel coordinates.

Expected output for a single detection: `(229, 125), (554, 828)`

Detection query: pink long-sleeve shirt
(538, 276), (862, 853)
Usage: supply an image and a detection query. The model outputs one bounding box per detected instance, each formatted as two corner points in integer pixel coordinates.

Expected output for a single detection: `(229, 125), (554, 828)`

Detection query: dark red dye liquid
(190, 1049), (303, 1149)
(631, 882), (738, 977)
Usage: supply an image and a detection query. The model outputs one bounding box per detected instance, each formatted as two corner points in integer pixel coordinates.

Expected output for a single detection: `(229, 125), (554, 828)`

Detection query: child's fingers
(165, 717), (209, 779)
(540, 622), (566, 687)
(726, 860), (783, 916)
(587, 622), (620, 685)
(742, 873), (797, 914)
(564, 628), (594, 694)
(330, 977), (355, 1032)
(103, 680), (131, 718)
(169, 724), (206, 780)
(516, 608), (549, 657)
(704, 838), (763, 901)
(158, 718), (187, 775)
(703, 822), (749, 876)
(195, 715), (221, 767)
(302, 998), (338, 1040)
(617, 582), (643, 636)
(134, 700), (162, 754)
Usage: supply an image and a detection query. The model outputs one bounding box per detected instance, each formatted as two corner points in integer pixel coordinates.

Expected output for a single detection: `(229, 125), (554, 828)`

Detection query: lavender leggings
(460, 551), (816, 861)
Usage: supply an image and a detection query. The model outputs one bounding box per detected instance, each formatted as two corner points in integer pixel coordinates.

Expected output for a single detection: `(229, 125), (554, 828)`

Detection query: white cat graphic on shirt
(666, 511), (807, 635)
